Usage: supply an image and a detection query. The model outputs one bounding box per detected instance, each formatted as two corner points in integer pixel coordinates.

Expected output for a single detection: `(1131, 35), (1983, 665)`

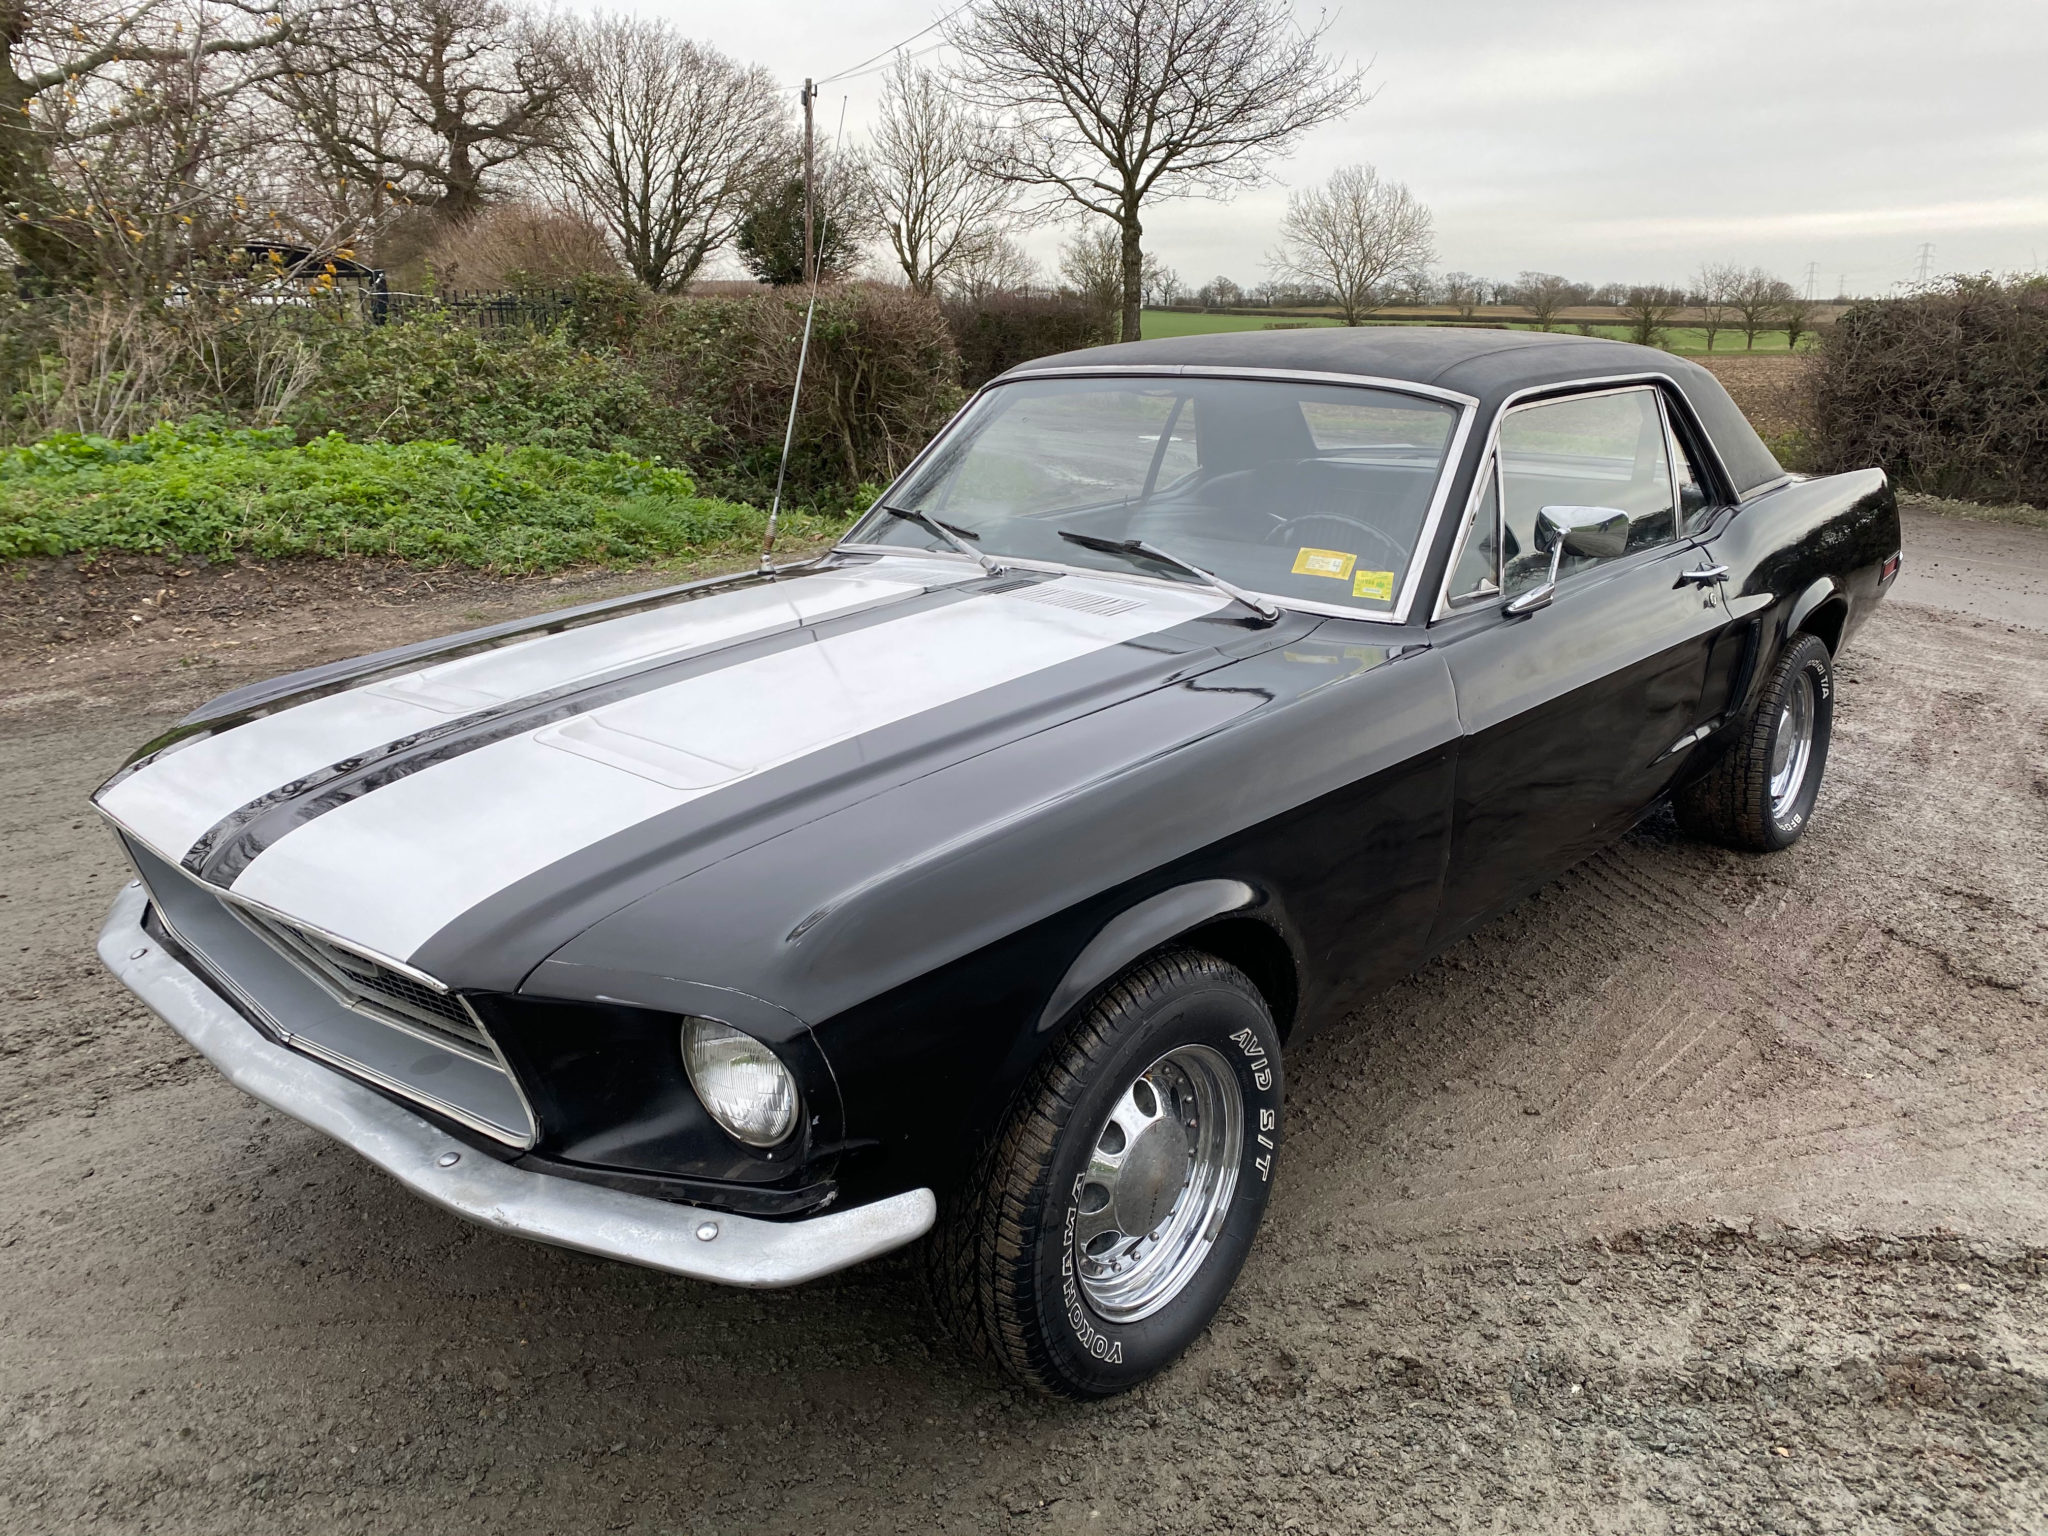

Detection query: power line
(815, 38), (949, 88)
(813, 0), (974, 86)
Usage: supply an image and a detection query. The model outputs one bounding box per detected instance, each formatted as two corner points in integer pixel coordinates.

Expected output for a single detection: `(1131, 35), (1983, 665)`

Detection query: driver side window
(1499, 388), (1678, 597)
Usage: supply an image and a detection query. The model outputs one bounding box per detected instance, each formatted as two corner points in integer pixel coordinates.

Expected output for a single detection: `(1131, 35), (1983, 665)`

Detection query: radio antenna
(760, 93), (848, 575)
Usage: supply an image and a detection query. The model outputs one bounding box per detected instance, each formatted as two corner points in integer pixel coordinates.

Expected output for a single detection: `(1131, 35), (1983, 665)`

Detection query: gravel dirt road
(3, 507), (2045, 1534)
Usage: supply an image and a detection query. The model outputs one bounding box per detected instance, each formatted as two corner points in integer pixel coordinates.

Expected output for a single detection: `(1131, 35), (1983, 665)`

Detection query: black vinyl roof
(999, 326), (1785, 495)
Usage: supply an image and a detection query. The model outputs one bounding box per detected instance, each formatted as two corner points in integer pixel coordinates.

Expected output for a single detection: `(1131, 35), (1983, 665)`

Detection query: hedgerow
(0, 422), (852, 571)
(289, 309), (710, 464)
(1809, 276), (2048, 506)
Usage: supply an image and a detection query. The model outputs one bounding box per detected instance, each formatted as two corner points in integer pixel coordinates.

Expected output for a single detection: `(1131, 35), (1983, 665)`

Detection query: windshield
(848, 376), (1462, 614)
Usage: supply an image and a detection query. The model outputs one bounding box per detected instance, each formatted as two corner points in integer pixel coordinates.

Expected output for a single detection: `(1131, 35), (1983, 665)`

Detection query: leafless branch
(948, 0), (1364, 340)
(1267, 163), (1432, 326)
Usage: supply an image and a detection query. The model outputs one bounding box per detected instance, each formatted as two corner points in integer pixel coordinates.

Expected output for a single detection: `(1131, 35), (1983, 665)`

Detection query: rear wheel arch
(1797, 595), (1850, 655)
(1786, 577), (1847, 654)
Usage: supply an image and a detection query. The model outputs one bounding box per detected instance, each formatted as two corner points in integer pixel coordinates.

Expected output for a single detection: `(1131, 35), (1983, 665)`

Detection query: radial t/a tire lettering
(1676, 631), (1835, 852)
(930, 947), (1283, 1399)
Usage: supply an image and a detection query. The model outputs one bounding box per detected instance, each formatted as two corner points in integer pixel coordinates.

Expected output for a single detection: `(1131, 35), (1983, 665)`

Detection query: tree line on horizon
(8, 0), (1832, 353)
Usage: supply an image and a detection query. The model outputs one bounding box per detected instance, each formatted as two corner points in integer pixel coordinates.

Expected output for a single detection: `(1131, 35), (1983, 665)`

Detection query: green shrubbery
(0, 422), (850, 571)
(0, 281), (1117, 574)
(289, 309), (710, 465)
(1810, 276), (2048, 506)
(646, 286), (964, 500)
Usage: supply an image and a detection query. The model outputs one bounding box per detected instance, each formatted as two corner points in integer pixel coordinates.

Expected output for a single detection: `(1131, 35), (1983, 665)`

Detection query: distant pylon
(1914, 243), (1935, 283)
(1803, 261), (1819, 299)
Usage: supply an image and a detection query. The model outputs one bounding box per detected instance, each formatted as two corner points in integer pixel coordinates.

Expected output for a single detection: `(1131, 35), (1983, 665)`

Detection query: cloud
(1574, 199), (2048, 248)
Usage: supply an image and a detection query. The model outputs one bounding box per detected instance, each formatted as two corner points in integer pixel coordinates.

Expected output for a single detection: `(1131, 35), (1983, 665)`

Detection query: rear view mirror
(1503, 505), (1634, 615)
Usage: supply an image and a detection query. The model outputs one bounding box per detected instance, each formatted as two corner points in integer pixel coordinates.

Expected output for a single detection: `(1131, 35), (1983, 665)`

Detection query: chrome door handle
(1676, 563), (1729, 587)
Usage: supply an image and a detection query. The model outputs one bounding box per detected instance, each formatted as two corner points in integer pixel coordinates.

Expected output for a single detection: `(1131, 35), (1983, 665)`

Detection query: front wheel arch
(1034, 879), (1295, 1039)
(1181, 916), (1300, 1042)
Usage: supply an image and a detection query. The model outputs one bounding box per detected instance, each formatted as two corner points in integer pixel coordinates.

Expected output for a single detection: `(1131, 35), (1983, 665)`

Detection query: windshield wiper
(1056, 530), (1281, 624)
(879, 504), (1006, 577)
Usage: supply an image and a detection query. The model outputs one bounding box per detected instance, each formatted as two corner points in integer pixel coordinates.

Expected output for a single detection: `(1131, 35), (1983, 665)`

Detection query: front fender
(1034, 878), (1259, 1033)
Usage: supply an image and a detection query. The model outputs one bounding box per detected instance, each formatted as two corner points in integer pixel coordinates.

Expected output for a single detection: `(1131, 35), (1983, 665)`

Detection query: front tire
(933, 948), (1282, 1398)
(1676, 631), (1834, 851)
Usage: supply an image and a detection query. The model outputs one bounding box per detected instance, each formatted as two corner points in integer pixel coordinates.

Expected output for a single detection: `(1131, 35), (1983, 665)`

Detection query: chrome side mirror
(1503, 505), (1634, 615)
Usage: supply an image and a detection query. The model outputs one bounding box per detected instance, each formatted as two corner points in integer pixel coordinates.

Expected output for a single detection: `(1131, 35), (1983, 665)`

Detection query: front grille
(236, 910), (492, 1058)
(122, 838), (534, 1147)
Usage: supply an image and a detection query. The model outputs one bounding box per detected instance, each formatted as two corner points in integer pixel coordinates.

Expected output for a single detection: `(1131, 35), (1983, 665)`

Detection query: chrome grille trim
(116, 838), (537, 1150)
(232, 908), (493, 1060)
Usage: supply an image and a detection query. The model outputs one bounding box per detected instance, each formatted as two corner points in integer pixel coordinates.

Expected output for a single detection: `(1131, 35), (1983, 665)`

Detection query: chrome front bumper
(97, 882), (935, 1287)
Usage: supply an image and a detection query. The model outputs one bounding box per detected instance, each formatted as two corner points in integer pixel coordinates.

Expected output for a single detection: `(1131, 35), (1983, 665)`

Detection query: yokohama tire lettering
(1060, 1174), (1124, 1365)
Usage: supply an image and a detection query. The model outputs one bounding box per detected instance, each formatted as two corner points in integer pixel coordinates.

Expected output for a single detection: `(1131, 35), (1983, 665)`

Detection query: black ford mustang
(94, 329), (1901, 1397)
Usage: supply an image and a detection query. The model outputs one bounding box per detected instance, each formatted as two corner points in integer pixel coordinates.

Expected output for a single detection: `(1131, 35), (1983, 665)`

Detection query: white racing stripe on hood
(95, 570), (930, 862)
(227, 577), (1228, 961)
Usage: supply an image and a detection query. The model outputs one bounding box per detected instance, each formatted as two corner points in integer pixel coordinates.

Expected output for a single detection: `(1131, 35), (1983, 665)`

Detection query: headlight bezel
(679, 1016), (802, 1149)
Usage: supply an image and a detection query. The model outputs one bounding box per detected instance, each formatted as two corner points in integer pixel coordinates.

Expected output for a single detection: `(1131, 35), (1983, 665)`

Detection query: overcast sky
(628, 0), (2047, 296)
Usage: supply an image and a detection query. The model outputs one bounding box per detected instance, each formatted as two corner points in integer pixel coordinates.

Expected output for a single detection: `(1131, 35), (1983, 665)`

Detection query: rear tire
(1676, 632), (1834, 852)
(929, 948), (1282, 1399)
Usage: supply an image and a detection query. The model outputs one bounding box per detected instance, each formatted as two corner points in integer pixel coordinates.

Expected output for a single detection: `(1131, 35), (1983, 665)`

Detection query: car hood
(96, 554), (1267, 982)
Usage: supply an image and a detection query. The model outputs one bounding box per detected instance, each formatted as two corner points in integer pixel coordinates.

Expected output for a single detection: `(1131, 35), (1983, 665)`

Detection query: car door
(1427, 385), (1732, 948)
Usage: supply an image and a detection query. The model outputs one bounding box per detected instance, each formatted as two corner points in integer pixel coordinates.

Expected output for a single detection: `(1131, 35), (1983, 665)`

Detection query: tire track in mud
(1282, 601), (2048, 1254)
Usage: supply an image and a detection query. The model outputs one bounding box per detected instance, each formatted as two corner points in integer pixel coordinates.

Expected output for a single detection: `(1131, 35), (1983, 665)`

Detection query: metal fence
(378, 289), (577, 329)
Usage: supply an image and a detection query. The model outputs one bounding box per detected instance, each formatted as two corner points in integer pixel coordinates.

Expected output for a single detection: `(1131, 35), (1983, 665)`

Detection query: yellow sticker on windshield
(1291, 547), (1356, 580)
(1352, 569), (1395, 601)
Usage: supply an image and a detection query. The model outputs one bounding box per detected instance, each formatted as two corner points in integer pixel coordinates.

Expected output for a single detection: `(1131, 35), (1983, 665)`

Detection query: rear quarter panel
(1699, 468), (1899, 720)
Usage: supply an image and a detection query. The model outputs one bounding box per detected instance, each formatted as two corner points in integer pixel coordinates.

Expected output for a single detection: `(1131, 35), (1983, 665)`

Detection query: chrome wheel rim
(1074, 1043), (1244, 1323)
(1769, 670), (1816, 820)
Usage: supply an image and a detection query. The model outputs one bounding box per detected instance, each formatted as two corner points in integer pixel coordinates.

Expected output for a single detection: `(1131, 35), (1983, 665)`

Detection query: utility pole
(1914, 242), (1935, 284)
(801, 78), (816, 287)
(1803, 261), (1818, 300)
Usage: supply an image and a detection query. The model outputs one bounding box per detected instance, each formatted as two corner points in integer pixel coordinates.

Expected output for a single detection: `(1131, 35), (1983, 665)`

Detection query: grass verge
(1139, 310), (1818, 354)
(0, 424), (859, 572)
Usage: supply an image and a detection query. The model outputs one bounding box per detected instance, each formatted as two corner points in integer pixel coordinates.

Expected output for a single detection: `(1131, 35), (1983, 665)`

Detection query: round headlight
(680, 1018), (798, 1147)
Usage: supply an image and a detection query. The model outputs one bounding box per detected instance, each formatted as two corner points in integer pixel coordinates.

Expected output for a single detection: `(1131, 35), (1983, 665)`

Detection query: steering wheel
(1263, 513), (1409, 570)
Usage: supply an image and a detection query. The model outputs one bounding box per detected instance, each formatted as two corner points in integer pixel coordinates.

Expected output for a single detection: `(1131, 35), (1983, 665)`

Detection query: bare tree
(3, 0), (307, 285)
(1509, 271), (1583, 331)
(276, 0), (568, 232)
(1439, 270), (1483, 319)
(866, 57), (1015, 294)
(1692, 261), (1740, 351)
(1266, 163), (1431, 326)
(943, 233), (1039, 301)
(1142, 259), (1183, 308)
(1059, 220), (1123, 321)
(1619, 284), (1683, 348)
(547, 17), (784, 293)
(1729, 267), (1793, 350)
(949, 0), (1363, 343)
